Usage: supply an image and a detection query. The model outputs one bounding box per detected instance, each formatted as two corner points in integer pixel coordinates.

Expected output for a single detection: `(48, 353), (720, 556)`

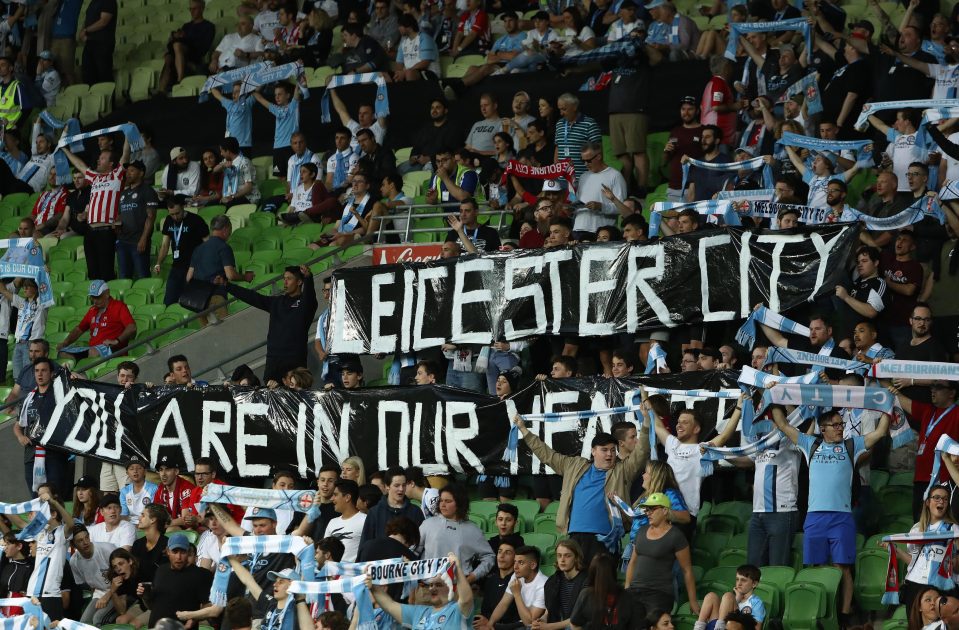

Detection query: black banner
(327, 225), (860, 354)
(30, 371), (740, 479)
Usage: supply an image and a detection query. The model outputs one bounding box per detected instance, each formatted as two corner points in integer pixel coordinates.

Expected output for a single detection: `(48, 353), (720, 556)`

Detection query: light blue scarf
(53, 123), (144, 185)
(681, 156), (773, 197)
(321, 73), (389, 123)
(199, 62), (271, 102)
(648, 200), (739, 237)
(238, 61), (310, 99)
(735, 306), (810, 349)
(726, 19), (811, 62)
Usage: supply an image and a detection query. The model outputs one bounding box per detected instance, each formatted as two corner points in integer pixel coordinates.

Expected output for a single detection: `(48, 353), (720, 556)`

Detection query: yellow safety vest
(0, 79), (22, 127)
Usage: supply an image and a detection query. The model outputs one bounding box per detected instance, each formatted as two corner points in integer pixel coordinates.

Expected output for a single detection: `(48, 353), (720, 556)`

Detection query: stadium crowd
(1, 0), (959, 628)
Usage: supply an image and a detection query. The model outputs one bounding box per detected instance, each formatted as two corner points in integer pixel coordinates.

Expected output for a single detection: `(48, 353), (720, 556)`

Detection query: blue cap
(167, 533), (191, 551)
(244, 507), (278, 521)
(268, 568), (301, 581)
(88, 279), (108, 297)
(645, 0), (665, 8)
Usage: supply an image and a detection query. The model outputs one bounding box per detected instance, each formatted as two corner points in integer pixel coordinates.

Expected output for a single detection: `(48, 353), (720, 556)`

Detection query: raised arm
(120, 135), (131, 166)
(868, 114), (892, 137)
(329, 88), (351, 127)
(447, 214), (478, 253)
(227, 556), (263, 599)
(863, 412), (890, 450)
(769, 403), (799, 445)
(707, 394), (747, 447)
(61, 144), (89, 173)
(784, 145), (807, 177)
(210, 504), (245, 537)
(252, 90), (272, 109)
(368, 578), (404, 624)
(739, 35), (766, 67)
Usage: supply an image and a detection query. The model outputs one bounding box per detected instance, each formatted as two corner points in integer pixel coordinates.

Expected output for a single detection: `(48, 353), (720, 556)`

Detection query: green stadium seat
(522, 532), (557, 555)
(759, 565), (796, 595)
(133, 277), (164, 300)
(854, 549), (889, 611)
(878, 486), (913, 516)
(701, 513), (740, 535)
(199, 205), (226, 225)
(646, 131), (670, 187)
(49, 258), (74, 279)
(155, 328), (195, 347)
(753, 582), (781, 618)
(782, 583), (827, 630)
(888, 471), (913, 487)
(246, 262), (272, 278)
(165, 304), (192, 319)
(253, 249), (284, 265)
(226, 203), (257, 225)
(341, 244), (366, 260)
(234, 251), (253, 268)
(48, 305), (76, 323)
(252, 156), (274, 182)
(78, 92), (109, 125)
(533, 514), (556, 534)
(64, 293), (89, 312)
(48, 247), (74, 264)
(122, 289), (150, 307)
(728, 532), (748, 550)
(469, 502), (499, 520)
(101, 624), (136, 630)
(248, 212), (277, 230)
(702, 565), (737, 592)
(259, 180), (287, 198)
(283, 247), (314, 264)
(543, 502), (558, 515)
(871, 469), (890, 493)
(171, 75), (205, 97)
(717, 548), (747, 567)
(892, 605), (908, 620)
(133, 315), (154, 334)
(107, 279), (133, 297)
(129, 67), (156, 102)
(694, 532), (729, 564)
(795, 566), (842, 629)
(467, 513), (486, 530)
(133, 303), (166, 320)
(510, 500), (539, 531)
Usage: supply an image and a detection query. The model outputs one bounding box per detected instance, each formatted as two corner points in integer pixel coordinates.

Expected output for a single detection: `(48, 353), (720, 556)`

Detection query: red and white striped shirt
(31, 186), (67, 225)
(84, 164), (125, 224)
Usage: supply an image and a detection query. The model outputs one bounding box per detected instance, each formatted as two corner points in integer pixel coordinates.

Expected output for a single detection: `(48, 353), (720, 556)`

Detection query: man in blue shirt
(769, 400), (888, 624)
(459, 12), (525, 87)
(393, 14), (440, 81)
(186, 215), (254, 325)
(211, 84), (254, 154)
(370, 552), (473, 630)
(252, 81), (301, 177)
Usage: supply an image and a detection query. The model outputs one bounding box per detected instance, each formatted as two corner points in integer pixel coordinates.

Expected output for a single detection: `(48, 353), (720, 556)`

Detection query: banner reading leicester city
(326, 224), (860, 354)
(27, 371), (739, 478)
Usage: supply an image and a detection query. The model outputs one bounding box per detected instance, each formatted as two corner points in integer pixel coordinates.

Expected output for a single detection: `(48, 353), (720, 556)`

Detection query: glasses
(195, 471), (213, 477)
(930, 495), (949, 503)
(821, 422), (844, 429)
(422, 582), (446, 590)
(911, 316), (933, 322)
(641, 506), (663, 514)
(906, 171), (924, 177)
(826, 188), (844, 194)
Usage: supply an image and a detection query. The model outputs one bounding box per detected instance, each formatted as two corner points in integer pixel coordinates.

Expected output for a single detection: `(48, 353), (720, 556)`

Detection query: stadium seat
(878, 486), (913, 516)
(133, 303), (166, 320)
(717, 548), (747, 567)
(107, 279), (133, 297)
(510, 499), (539, 531)
(467, 513), (486, 530)
(78, 93), (109, 125)
(702, 566), (737, 592)
(171, 75), (206, 97)
(871, 469), (890, 493)
(154, 328), (195, 347)
(759, 565), (796, 596)
(795, 566), (842, 629)
(854, 549), (889, 611)
(227, 203), (257, 225)
(123, 289), (150, 307)
(701, 513), (740, 535)
(247, 212), (277, 230)
(133, 278), (164, 301)
(693, 532), (729, 565)
(523, 532), (557, 555)
(533, 514), (556, 534)
(887, 471), (913, 487)
(468, 502), (498, 520)
(283, 247), (314, 264)
(251, 156), (274, 181)
(253, 250), (284, 266)
(782, 583), (827, 630)
(753, 582), (781, 618)
(129, 66), (156, 102)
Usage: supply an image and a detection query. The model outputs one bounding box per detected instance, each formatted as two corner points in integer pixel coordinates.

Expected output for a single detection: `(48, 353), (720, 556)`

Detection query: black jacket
(227, 276), (319, 360)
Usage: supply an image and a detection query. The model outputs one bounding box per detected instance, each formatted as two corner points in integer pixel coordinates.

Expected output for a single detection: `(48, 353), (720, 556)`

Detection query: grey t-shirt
(628, 525), (688, 595)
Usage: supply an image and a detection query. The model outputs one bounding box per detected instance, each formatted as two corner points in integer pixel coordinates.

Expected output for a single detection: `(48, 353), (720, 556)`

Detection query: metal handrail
(376, 201), (510, 242)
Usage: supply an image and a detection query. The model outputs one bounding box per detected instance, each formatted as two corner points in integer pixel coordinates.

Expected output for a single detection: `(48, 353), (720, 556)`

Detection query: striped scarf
(735, 306), (810, 350)
(778, 132), (872, 166)
(210, 535), (314, 606)
(598, 496), (624, 555)
(200, 485), (318, 514)
(199, 62), (271, 102)
(700, 406), (805, 476)
(338, 194), (372, 233)
(923, 105), (959, 125)
(734, 200), (833, 225)
(0, 238), (55, 308)
(763, 346), (868, 373)
(0, 499), (49, 542)
(726, 19), (811, 62)
(38, 111), (81, 188)
(855, 99), (959, 133)
(648, 200), (738, 237)
(881, 529), (958, 605)
(320, 73), (388, 123)
(56, 620), (100, 630)
(645, 344), (667, 374)
(238, 61), (310, 99)
(759, 382), (895, 414)
(871, 360), (959, 381)
(53, 123), (144, 185)
(32, 446), (46, 494)
(681, 156), (773, 198)
(716, 189), (775, 202)
(847, 196), (945, 231)
(737, 366), (821, 436)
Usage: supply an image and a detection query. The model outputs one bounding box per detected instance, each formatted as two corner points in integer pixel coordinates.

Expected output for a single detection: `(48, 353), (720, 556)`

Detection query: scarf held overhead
(320, 73), (388, 122)
(726, 19), (812, 62)
(239, 61), (310, 99)
(200, 484), (318, 513)
(681, 156), (774, 196)
(648, 200), (739, 237)
(199, 62), (271, 101)
(881, 530), (958, 605)
(502, 158), (577, 195)
(53, 123), (144, 185)
(210, 535), (314, 606)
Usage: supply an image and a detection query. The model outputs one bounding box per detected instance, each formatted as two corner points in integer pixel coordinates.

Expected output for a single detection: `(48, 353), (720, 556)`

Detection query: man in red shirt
(61, 132), (131, 281)
(891, 379), (959, 520)
(30, 170), (67, 235)
(56, 280), (137, 360)
(451, 0), (489, 57)
(700, 55), (742, 147)
(181, 456), (244, 529)
(663, 96), (703, 202)
(152, 455), (196, 528)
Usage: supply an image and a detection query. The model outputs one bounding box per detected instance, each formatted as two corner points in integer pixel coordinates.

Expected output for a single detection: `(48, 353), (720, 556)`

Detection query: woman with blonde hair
(340, 456), (366, 486)
(886, 484), (959, 611)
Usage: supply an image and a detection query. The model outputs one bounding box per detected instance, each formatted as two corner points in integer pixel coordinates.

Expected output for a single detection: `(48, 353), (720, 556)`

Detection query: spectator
(79, 0), (117, 84)
(166, 354), (208, 388)
(245, 470), (298, 535)
(0, 57), (22, 129)
(403, 99), (459, 175)
(56, 280), (136, 360)
(159, 147), (201, 201)
(427, 148), (479, 206)
(210, 15), (262, 72)
(645, 0), (700, 61)
(329, 89), (389, 154)
(116, 159), (158, 280)
(152, 455), (196, 528)
(50, 0), (82, 84)
(874, 26), (936, 104)
(574, 141), (628, 239)
(119, 455), (157, 525)
(70, 524), (117, 625)
(571, 554), (644, 627)
(368, 0), (400, 52)
(444, 197), (500, 253)
(187, 214), (254, 325)
(369, 551), (472, 628)
(0, 533), (32, 599)
(488, 503), (524, 551)
(61, 134), (132, 280)
(253, 0), (282, 43)
(215, 138), (259, 208)
(194, 149), (226, 206)
(623, 460), (691, 554)
(89, 494), (137, 549)
(226, 561), (305, 630)
(155, 195), (210, 306)
(321, 479), (367, 562)
(835, 246), (890, 335)
(99, 548), (140, 624)
(555, 92), (601, 181)
(700, 56), (741, 147)
(868, 109), (929, 193)
(17, 135), (54, 195)
(650, 401), (707, 519)
(769, 403), (889, 623)
(511, 413), (648, 564)
(606, 1), (641, 42)
(279, 163), (340, 224)
(324, 127), (358, 195)
(418, 484), (495, 581)
(25, 484), (74, 620)
(663, 97), (704, 202)
(694, 564), (765, 630)
(127, 503), (170, 616)
(29, 171), (67, 234)
(158, 0), (215, 92)
(480, 545), (548, 629)
(460, 12), (524, 86)
(404, 467), (439, 519)
(625, 492), (699, 616)
(339, 23), (390, 74)
(393, 14), (439, 80)
(294, 464), (340, 540)
(252, 82), (302, 178)
(466, 94), (514, 157)
(354, 128), (396, 186)
(140, 533), (214, 626)
(539, 540), (588, 629)
(360, 466), (424, 544)
(475, 536), (522, 627)
(211, 85), (254, 155)
(262, 132), (323, 213)
(0, 280), (47, 382)
(451, 0), (490, 57)
(72, 476), (103, 526)
(681, 125), (729, 202)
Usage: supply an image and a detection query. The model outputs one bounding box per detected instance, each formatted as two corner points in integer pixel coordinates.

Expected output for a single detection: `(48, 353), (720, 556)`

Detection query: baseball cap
(75, 475), (98, 489)
(680, 95), (697, 106)
(100, 493), (121, 508)
(638, 492), (672, 509)
(88, 279), (108, 297)
(620, 0), (638, 8)
(267, 568), (301, 581)
(735, 146), (756, 157)
(244, 507), (278, 521)
(167, 533), (191, 551)
(169, 146), (186, 161)
(542, 179), (564, 193)
(644, 0), (664, 8)
(125, 454), (147, 469)
(778, 43), (795, 56)
(38, 50), (53, 61)
(156, 455), (181, 470)
(849, 19), (875, 35)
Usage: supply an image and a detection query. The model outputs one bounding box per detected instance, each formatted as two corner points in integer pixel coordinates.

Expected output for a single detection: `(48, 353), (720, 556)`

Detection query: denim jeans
(445, 364), (485, 392)
(747, 510), (798, 567)
(486, 350), (520, 394)
(116, 240), (150, 279)
(12, 341), (29, 382)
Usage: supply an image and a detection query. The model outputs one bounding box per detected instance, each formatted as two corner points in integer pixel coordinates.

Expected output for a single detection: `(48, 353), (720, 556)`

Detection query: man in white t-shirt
(404, 466), (439, 519)
(651, 399), (707, 517)
(70, 525), (116, 624)
(120, 454), (158, 525)
(867, 108), (930, 192)
(480, 545), (548, 629)
(575, 140), (628, 239)
(209, 15), (263, 72)
(253, 0), (282, 44)
(329, 88), (388, 153)
(241, 470), (297, 535)
(88, 494), (137, 549)
(323, 479), (367, 562)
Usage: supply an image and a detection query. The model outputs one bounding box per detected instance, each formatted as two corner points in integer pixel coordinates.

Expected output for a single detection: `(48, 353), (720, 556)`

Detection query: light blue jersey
(740, 593), (766, 622)
(797, 434), (867, 512)
(268, 99), (300, 149)
(401, 601), (467, 630)
(221, 95), (253, 148)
